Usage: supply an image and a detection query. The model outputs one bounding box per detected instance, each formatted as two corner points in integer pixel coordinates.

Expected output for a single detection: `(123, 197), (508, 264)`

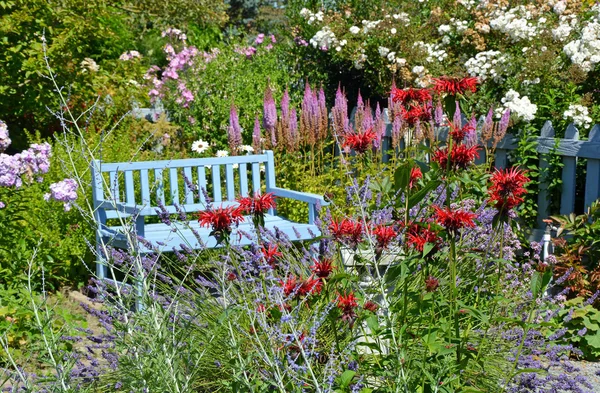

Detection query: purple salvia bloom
(252, 116), (262, 153)
(228, 104), (242, 154)
(263, 86), (277, 147)
(453, 100), (462, 129)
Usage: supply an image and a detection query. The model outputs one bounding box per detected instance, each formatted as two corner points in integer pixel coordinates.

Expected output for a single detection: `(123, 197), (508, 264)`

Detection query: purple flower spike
(434, 100), (444, 127)
(453, 100), (462, 129)
(332, 84), (349, 136)
(263, 86), (277, 147)
(253, 116), (262, 153)
(498, 108), (511, 141)
(465, 116), (478, 147)
(289, 108), (298, 149)
(228, 104), (242, 154)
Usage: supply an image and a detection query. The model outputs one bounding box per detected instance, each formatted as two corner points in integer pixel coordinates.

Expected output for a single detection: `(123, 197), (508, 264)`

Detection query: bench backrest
(91, 151), (276, 221)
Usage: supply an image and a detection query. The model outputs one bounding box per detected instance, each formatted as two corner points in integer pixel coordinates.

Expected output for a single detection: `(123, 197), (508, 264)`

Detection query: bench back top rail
(92, 151), (276, 220)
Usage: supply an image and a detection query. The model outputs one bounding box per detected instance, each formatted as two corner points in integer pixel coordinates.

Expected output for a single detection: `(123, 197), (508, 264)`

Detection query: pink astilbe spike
(318, 87), (328, 142)
(279, 89), (291, 149)
(300, 82), (315, 147)
(496, 108), (511, 145)
(481, 106), (494, 143)
(372, 103), (386, 149)
(434, 100), (444, 127)
(253, 116), (262, 153)
(289, 108), (298, 150)
(332, 84), (349, 137)
(392, 114), (404, 149)
(263, 86), (277, 148)
(355, 91), (365, 133)
(453, 100), (462, 130)
(465, 116), (478, 147)
(228, 104), (242, 154)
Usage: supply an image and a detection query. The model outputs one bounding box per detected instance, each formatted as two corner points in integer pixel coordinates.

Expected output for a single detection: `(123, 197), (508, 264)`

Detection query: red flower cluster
(281, 275), (322, 298)
(431, 145), (480, 171)
(237, 192), (277, 215)
(488, 167), (530, 211)
(311, 258), (334, 278)
(372, 225), (398, 250)
(409, 167), (422, 188)
(337, 291), (358, 326)
(198, 205), (245, 239)
(406, 224), (440, 252)
(329, 218), (364, 248)
(433, 205), (477, 234)
(448, 122), (475, 144)
(433, 76), (478, 95)
(425, 276), (440, 292)
(363, 300), (379, 312)
(392, 87), (432, 104)
(343, 128), (377, 154)
(401, 103), (432, 126)
(261, 243), (282, 269)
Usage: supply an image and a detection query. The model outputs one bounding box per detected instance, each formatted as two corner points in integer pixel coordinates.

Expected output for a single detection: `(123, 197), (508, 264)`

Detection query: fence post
(585, 125), (600, 209)
(560, 124), (579, 215)
(537, 121), (555, 228)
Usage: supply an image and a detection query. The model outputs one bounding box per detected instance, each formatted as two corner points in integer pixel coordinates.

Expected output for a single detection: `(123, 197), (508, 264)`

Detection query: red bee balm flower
(433, 206), (477, 234)
(237, 192), (276, 228)
(311, 258), (334, 278)
(425, 276), (440, 292)
(198, 206), (245, 241)
(363, 300), (379, 312)
(432, 145), (480, 171)
(299, 277), (323, 296)
(343, 128), (377, 154)
(392, 87), (432, 104)
(433, 76), (478, 95)
(488, 167), (530, 211)
(281, 276), (299, 297)
(409, 167), (422, 188)
(337, 292), (358, 326)
(261, 243), (282, 269)
(329, 218), (364, 248)
(406, 224), (440, 252)
(372, 225), (398, 249)
(401, 104), (432, 126)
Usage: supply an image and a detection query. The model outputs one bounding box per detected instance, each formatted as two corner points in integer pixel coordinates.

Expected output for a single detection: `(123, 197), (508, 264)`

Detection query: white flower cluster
(489, 6), (544, 42)
(80, 58), (99, 73)
(310, 26), (346, 51)
(451, 18), (469, 34)
(496, 89), (538, 122)
(349, 26), (360, 34)
(362, 19), (382, 34)
(413, 41), (448, 63)
(553, 1), (567, 15)
(563, 8), (600, 72)
(464, 50), (509, 82)
(378, 47), (407, 65)
(412, 66), (430, 88)
(392, 13), (411, 26)
(354, 52), (368, 70)
(299, 8), (324, 25)
(563, 104), (593, 129)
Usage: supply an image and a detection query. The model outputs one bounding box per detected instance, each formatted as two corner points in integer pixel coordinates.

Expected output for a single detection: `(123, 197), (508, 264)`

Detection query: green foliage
(511, 124), (540, 226)
(554, 298), (600, 360)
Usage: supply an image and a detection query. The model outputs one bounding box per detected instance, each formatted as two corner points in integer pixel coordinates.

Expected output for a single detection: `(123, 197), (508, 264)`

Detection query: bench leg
(95, 235), (107, 280)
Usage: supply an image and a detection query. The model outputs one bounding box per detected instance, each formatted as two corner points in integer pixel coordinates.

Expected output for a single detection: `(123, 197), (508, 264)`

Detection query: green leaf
(408, 180), (441, 210)
(339, 370), (356, 389)
(393, 162), (411, 192)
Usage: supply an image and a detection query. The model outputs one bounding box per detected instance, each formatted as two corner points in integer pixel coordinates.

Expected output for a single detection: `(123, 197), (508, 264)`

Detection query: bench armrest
(268, 187), (329, 206)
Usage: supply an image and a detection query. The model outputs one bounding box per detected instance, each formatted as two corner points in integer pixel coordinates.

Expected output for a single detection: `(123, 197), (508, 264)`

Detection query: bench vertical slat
(585, 125), (600, 209)
(225, 164), (235, 200)
(154, 169), (165, 205)
(536, 121), (554, 227)
(265, 151), (276, 214)
(239, 163), (249, 197)
(251, 162), (261, 193)
(197, 166), (207, 204)
(183, 167), (194, 204)
(109, 171), (120, 201)
(560, 124), (579, 215)
(140, 169), (151, 206)
(169, 167), (179, 205)
(125, 171), (135, 205)
(212, 165), (222, 202)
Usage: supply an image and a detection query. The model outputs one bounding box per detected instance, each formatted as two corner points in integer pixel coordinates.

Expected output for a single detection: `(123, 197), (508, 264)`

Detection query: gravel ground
(569, 361), (600, 392)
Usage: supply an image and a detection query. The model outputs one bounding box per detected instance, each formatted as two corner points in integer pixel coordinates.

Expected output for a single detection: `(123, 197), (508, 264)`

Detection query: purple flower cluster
(0, 141), (51, 188)
(44, 178), (78, 211)
(0, 120), (10, 152)
(228, 104), (242, 153)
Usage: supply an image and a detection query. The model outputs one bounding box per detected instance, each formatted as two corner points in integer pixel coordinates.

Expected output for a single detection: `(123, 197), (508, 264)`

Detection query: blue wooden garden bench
(91, 150), (327, 281)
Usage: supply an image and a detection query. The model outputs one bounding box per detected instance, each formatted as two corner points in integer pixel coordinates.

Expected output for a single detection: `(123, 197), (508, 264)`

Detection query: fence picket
(585, 125), (600, 209)
(560, 124), (579, 215)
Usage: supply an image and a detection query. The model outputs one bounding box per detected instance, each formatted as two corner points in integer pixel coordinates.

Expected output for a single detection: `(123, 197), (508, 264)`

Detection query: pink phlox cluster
(0, 140), (51, 188)
(176, 82), (194, 107)
(44, 178), (78, 211)
(234, 46), (257, 59)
